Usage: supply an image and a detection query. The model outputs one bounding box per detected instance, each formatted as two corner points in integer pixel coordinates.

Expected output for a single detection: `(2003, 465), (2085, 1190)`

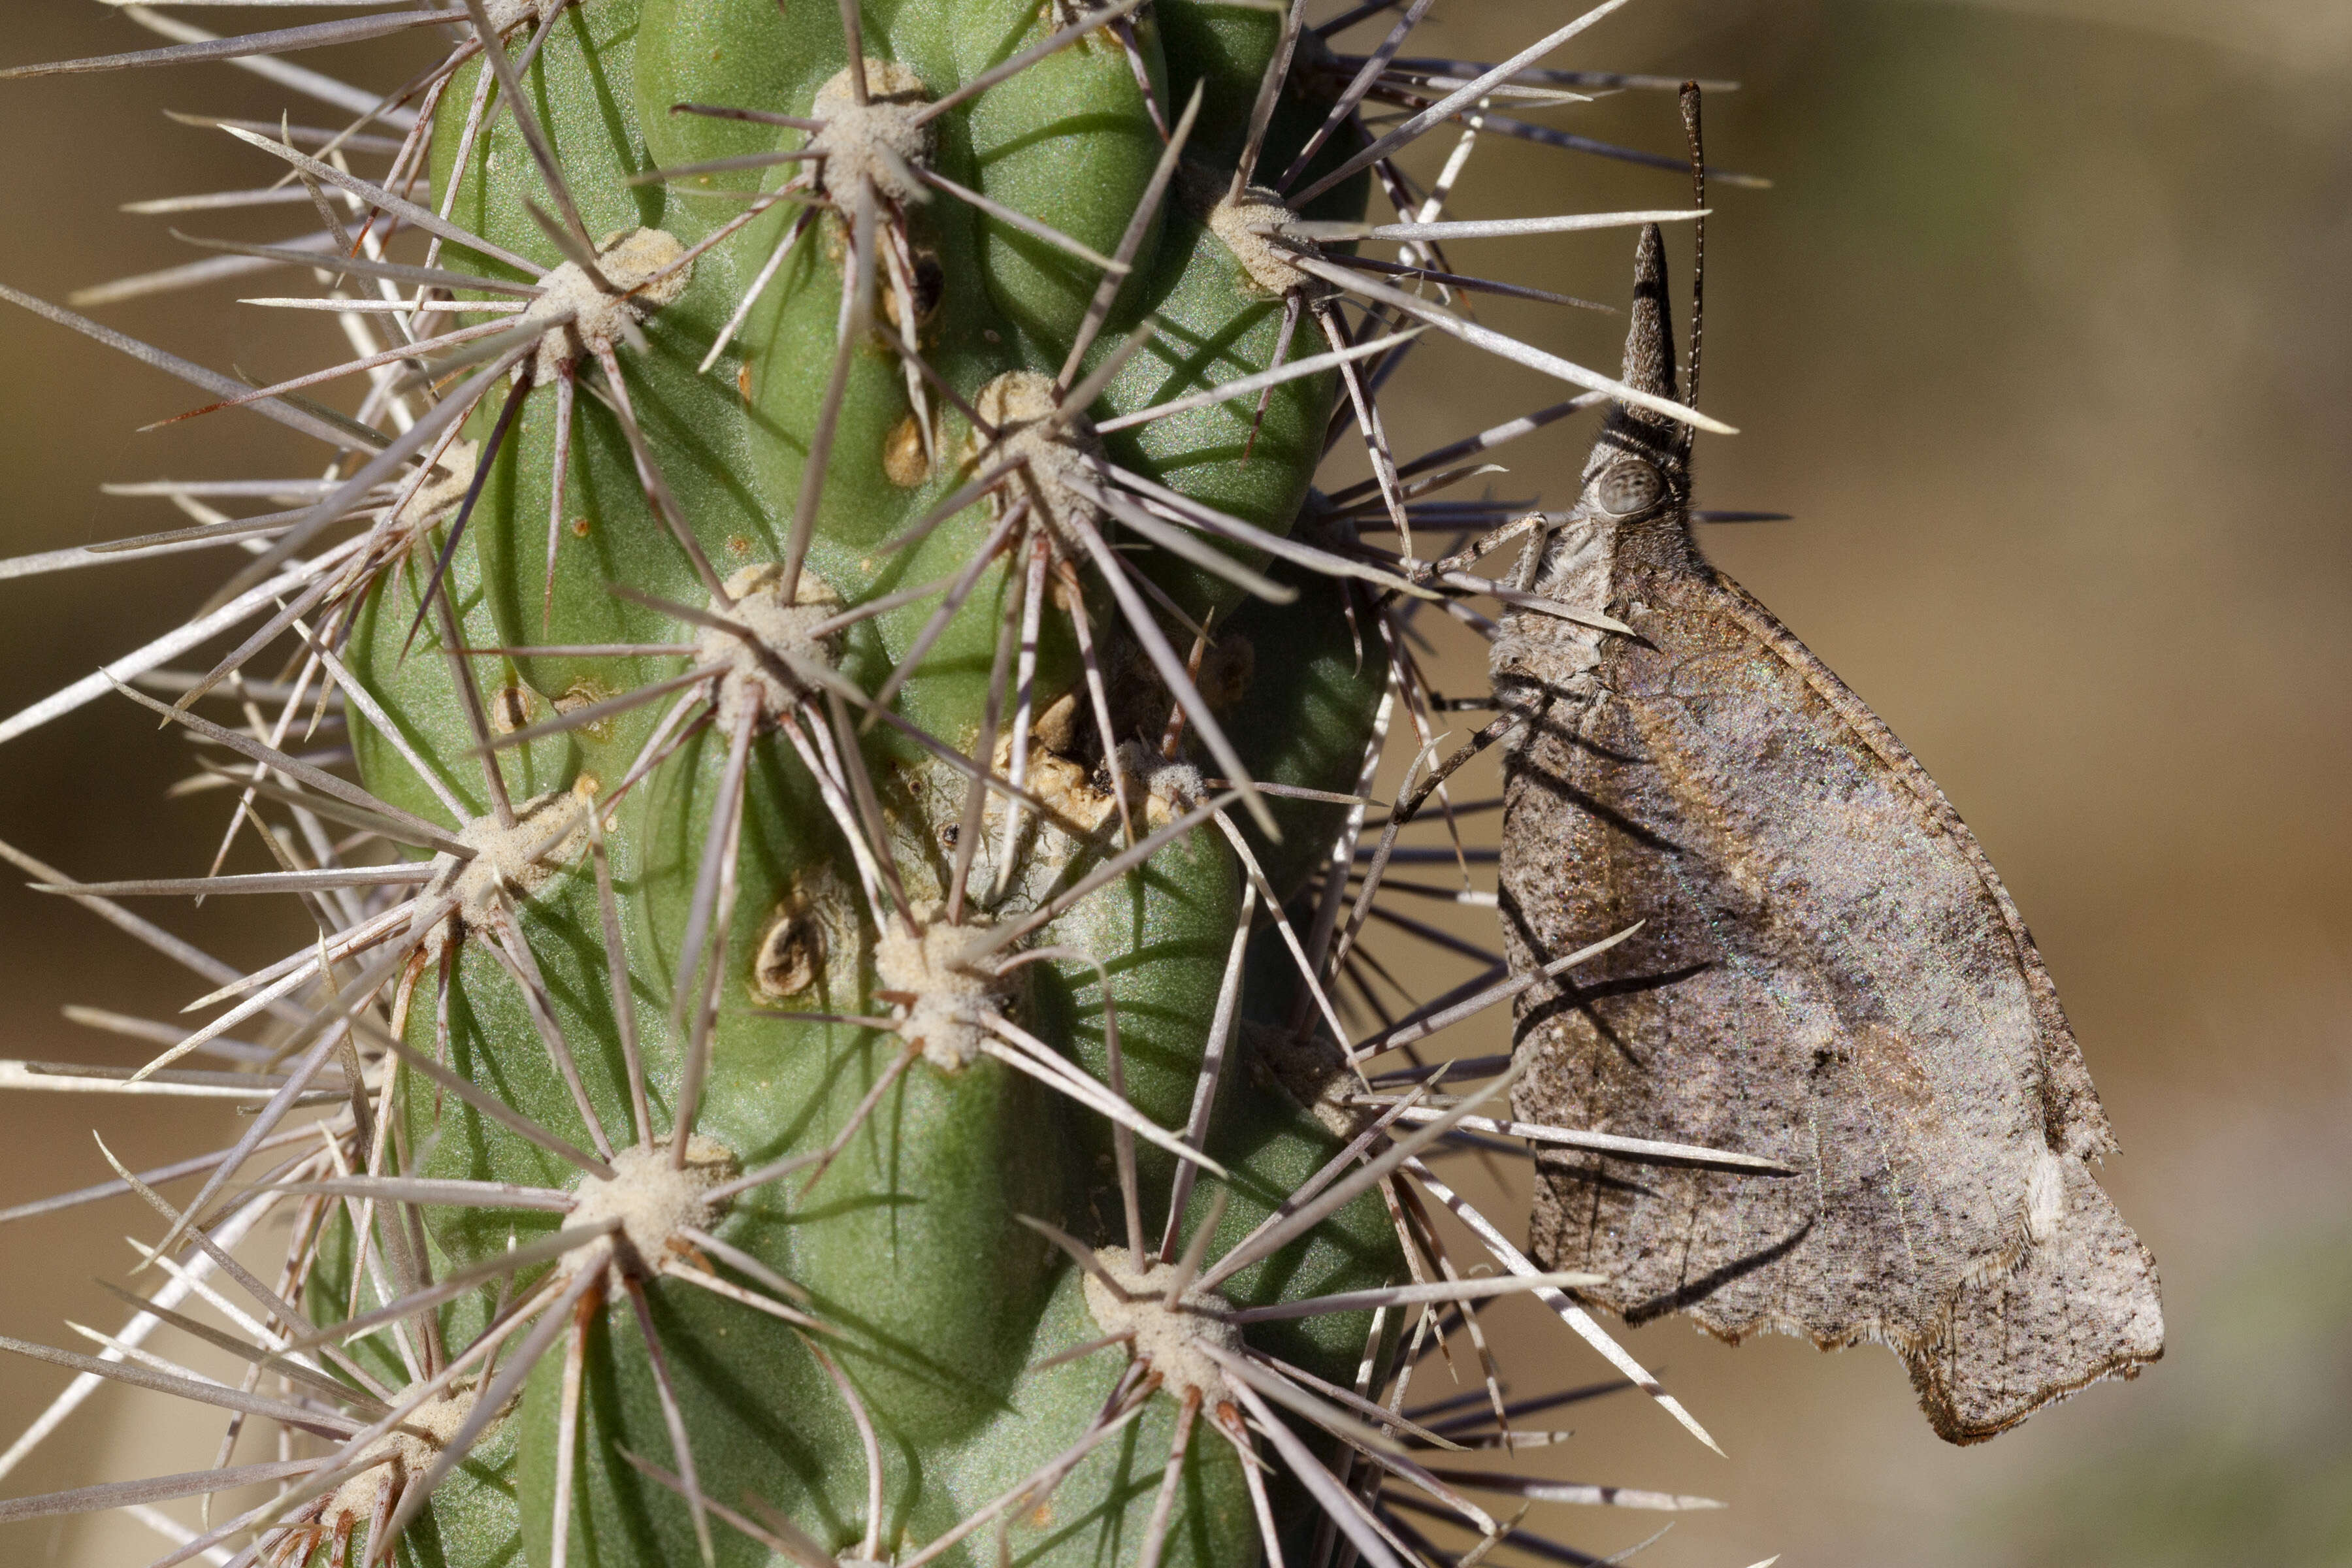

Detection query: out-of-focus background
(1, 2), (2346, 1563)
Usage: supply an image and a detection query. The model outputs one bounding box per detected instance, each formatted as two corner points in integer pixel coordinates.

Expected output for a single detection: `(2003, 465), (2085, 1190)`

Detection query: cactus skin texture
(347, 5), (1392, 1567)
(0, 5), (1756, 1568)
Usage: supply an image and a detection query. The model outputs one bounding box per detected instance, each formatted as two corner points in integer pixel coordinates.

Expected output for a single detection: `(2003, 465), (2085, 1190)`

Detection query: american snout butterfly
(1485, 94), (2162, 1443)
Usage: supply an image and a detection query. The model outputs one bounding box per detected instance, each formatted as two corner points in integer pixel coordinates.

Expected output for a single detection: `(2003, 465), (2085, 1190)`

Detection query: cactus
(0, 6), (1754, 1568)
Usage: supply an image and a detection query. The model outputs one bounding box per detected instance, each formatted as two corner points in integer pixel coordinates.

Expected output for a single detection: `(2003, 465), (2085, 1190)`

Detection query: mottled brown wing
(1912, 1151), (2164, 1440)
(1499, 558), (2161, 1439)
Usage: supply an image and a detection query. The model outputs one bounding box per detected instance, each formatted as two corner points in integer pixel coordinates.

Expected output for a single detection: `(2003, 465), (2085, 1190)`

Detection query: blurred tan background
(2, 1), (2347, 1563)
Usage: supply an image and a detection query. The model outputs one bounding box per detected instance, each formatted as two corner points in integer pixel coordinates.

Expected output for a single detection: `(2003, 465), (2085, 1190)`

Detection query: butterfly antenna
(1680, 81), (1706, 442)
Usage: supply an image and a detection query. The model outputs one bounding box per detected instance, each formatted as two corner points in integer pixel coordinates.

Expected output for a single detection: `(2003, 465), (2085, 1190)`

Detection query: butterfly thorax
(1490, 495), (1701, 743)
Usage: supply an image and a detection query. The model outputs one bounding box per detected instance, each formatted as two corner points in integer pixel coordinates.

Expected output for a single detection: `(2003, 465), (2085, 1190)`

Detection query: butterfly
(1486, 219), (2162, 1443)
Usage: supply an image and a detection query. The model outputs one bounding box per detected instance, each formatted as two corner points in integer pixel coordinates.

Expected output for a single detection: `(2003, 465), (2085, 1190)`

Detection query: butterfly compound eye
(1592, 461), (1664, 517)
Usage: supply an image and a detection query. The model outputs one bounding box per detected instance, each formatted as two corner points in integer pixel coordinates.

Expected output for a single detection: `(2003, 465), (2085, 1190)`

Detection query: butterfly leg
(1394, 713), (1523, 829)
